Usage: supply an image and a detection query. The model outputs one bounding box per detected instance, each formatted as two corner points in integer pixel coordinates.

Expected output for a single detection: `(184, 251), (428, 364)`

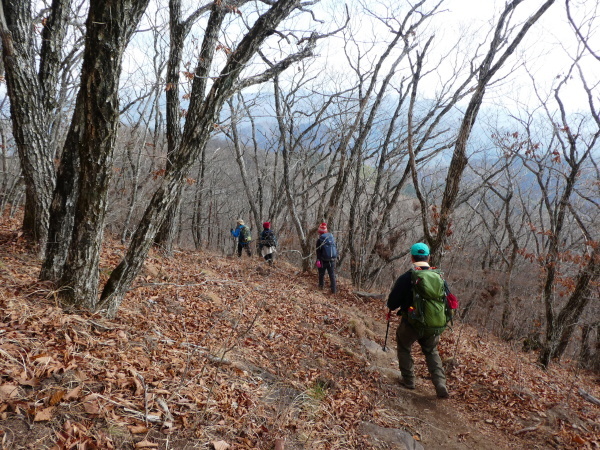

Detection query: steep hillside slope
(0, 216), (598, 449)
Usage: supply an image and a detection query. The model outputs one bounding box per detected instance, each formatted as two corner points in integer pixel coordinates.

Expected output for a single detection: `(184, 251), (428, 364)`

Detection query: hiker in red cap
(258, 222), (277, 265)
(316, 222), (338, 293)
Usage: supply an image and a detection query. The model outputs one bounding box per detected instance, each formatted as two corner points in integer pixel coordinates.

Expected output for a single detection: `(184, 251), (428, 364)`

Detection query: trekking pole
(382, 309), (391, 352)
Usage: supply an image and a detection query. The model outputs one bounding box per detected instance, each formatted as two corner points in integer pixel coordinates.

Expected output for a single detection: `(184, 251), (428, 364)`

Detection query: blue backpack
(318, 233), (338, 261)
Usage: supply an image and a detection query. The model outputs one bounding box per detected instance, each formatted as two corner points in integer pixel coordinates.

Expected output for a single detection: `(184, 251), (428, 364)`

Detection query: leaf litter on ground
(0, 215), (598, 449)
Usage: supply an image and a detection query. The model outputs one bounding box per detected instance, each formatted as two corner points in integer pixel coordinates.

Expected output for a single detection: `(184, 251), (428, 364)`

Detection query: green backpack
(240, 226), (252, 243)
(407, 268), (450, 337)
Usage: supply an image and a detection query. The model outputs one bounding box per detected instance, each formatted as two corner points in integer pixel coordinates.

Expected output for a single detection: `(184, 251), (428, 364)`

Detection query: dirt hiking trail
(0, 219), (598, 449)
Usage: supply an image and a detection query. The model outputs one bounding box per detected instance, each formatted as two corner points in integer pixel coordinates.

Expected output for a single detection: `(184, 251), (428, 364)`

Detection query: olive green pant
(395, 318), (446, 387)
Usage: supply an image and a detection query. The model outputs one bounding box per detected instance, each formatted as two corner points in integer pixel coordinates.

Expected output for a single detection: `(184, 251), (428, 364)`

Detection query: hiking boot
(399, 377), (415, 390)
(435, 384), (449, 398)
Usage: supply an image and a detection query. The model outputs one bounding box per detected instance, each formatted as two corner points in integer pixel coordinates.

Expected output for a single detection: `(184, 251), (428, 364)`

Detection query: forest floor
(0, 215), (599, 449)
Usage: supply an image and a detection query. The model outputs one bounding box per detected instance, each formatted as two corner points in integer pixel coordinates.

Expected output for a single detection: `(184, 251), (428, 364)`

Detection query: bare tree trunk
(154, 0), (186, 254)
(227, 97), (261, 231)
(155, 0), (218, 254)
(98, 0), (317, 316)
(0, 0), (68, 253)
(0, 120), (9, 212)
(273, 74), (312, 269)
(579, 322), (599, 370)
(540, 247), (600, 366)
(41, 0), (150, 305)
(423, 0), (556, 262)
(120, 94), (157, 243)
(39, 124), (79, 280)
(191, 163), (204, 248)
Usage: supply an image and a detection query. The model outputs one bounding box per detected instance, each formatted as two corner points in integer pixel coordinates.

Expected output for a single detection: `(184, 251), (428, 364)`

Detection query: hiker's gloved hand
(386, 311), (391, 321)
(230, 228), (233, 232)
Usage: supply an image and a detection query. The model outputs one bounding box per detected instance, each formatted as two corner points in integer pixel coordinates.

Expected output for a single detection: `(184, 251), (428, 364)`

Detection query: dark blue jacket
(316, 232), (337, 261)
(259, 229), (277, 249)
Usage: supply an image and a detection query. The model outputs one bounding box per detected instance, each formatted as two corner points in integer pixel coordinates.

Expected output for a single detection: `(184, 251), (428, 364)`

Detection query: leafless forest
(0, 0), (598, 370)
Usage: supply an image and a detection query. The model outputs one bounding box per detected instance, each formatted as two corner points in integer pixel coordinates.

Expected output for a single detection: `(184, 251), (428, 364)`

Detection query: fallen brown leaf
(135, 440), (158, 448)
(128, 425), (149, 434)
(17, 377), (39, 387)
(49, 390), (66, 406)
(64, 385), (82, 401)
(0, 384), (19, 400)
(81, 393), (101, 414)
(32, 355), (53, 365)
(34, 406), (54, 422)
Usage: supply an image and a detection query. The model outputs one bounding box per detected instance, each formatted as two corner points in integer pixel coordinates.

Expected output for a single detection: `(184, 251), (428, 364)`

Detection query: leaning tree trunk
(424, 0), (556, 262)
(98, 0), (312, 317)
(42, 0), (150, 306)
(539, 247), (599, 367)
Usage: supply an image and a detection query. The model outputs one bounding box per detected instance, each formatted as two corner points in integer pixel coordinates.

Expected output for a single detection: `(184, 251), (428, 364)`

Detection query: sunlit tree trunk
(41, 0), (150, 306)
(0, 0), (69, 254)
(98, 0), (318, 317)
(417, 0), (556, 263)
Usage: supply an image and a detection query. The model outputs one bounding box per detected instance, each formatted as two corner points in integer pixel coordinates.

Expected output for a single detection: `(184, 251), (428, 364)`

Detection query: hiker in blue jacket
(316, 222), (337, 294)
(230, 219), (252, 257)
(387, 242), (450, 398)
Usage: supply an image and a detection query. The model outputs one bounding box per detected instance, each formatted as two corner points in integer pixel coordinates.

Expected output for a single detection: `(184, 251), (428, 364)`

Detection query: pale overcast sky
(308, 0), (598, 112)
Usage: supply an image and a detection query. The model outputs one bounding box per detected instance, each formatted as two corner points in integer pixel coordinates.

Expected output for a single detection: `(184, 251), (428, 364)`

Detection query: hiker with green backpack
(230, 219), (252, 257)
(386, 242), (458, 398)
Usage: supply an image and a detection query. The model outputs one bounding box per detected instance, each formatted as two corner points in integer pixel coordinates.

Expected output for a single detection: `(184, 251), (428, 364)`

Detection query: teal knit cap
(410, 242), (430, 256)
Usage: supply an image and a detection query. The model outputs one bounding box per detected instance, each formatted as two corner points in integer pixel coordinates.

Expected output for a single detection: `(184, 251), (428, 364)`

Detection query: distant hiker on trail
(230, 219), (252, 257)
(386, 242), (458, 398)
(258, 222), (277, 265)
(316, 222), (338, 294)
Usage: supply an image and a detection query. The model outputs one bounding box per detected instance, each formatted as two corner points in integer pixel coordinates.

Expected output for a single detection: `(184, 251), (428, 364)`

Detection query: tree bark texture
(426, 0), (556, 262)
(0, 0), (68, 252)
(45, 0), (150, 307)
(98, 0), (307, 317)
(154, 0), (189, 253)
(155, 0), (225, 253)
(540, 247), (599, 366)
